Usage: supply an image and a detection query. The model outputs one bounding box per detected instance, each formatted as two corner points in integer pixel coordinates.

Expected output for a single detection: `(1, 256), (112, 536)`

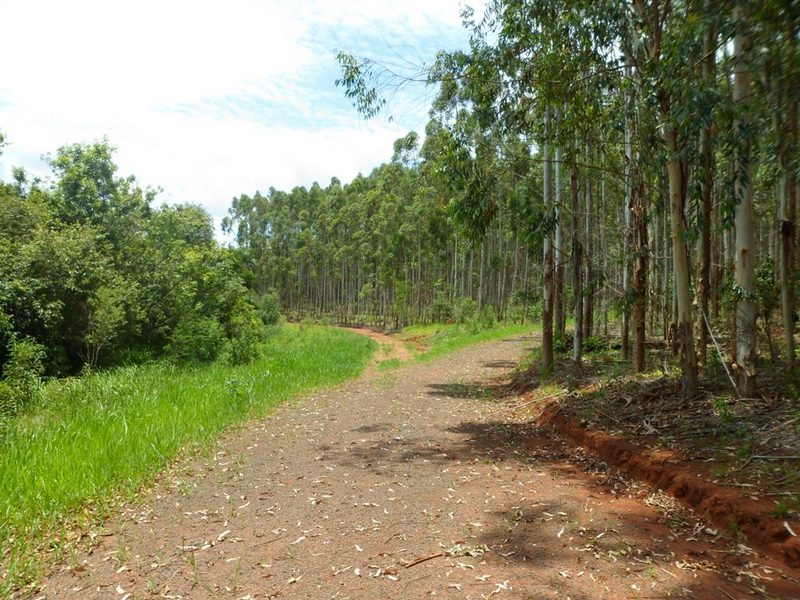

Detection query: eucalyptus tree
(731, 1), (757, 395)
(626, 0), (709, 397)
(755, 2), (799, 370)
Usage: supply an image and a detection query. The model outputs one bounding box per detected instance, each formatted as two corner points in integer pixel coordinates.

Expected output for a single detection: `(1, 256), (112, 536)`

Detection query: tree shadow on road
(320, 390), (797, 599)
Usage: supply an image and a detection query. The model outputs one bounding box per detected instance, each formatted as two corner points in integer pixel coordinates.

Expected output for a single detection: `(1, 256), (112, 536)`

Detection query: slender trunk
(663, 123), (699, 398)
(695, 26), (716, 369)
(779, 27), (797, 369)
(478, 244), (485, 310)
(733, 3), (757, 396)
(571, 154), (583, 375)
(632, 174), (649, 373)
(542, 111), (555, 373)
(584, 147), (594, 339)
(622, 76), (633, 360)
(601, 172), (609, 336)
(662, 170), (670, 342)
(554, 143), (566, 339)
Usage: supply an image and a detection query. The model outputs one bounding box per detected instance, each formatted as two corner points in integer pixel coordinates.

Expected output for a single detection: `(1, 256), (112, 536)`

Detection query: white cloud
(0, 0), (482, 234)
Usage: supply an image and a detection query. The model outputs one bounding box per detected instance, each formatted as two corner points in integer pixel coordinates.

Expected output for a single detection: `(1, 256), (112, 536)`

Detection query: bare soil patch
(339, 327), (414, 364)
(34, 335), (800, 599)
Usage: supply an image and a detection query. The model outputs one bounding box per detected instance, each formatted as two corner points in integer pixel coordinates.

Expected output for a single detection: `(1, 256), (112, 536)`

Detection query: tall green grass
(0, 325), (375, 594)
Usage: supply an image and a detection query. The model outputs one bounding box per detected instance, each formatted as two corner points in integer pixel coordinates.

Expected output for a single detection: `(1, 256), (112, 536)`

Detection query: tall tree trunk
(662, 170), (670, 342)
(571, 154), (583, 375)
(663, 125), (699, 398)
(542, 111), (555, 373)
(632, 174), (649, 373)
(583, 147), (594, 339)
(601, 172), (609, 336)
(779, 27), (797, 370)
(622, 74), (633, 360)
(733, 3), (757, 396)
(695, 25), (716, 369)
(554, 144), (566, 339)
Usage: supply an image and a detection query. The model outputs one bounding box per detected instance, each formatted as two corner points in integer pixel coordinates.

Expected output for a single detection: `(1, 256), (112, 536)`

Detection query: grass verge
(0, 325), (375, 595)
(391, 322), (535, 365)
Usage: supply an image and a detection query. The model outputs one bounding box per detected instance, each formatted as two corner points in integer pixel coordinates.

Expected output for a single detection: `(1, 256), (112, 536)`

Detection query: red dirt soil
(537, 402), (800, 570)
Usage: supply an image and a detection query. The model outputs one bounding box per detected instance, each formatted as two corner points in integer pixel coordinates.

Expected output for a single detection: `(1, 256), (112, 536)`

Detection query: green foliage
(224, 301), (265, 366)
(431, 294), (454, 322)
(167, 316), (226, 364)
(222, 141), (542, 331)
(83, 285), (128, 367)
(583, 336), (609, 353)
(505, 302), (527, 324)
(454, 297), (477, 324)
(553, 334), (571, 355)
(756, 259), (778, 316)
(257, 291), (282, 327)
(0, 338), (45, 420)
(335, 52), (387, 119)
(467, 305), (497, 334)
(0, 140), (257, 380)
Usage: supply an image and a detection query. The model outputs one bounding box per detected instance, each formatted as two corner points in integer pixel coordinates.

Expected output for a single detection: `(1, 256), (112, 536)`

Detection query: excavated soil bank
(537, 401), (800, 570)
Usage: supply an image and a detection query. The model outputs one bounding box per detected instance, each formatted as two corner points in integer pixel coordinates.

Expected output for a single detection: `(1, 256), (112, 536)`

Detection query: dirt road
(39, 334), (798, 599)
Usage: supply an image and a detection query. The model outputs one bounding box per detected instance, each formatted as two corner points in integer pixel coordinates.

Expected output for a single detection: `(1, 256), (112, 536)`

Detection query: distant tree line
(223, 132), (545, 330)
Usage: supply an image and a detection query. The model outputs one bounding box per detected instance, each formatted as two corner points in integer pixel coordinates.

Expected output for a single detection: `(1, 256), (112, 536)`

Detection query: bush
(225, 302), (264, 366)
(0, 338), (45, 419)
(0, 381), (17, 423)
(226, 334), (261, 366)
(554, 333), (573, 354)
(506, 303), (527, 324)
(431, 295), (453, 322)
(584, 336), (610, 353)
(454, 298), (477, 324)
(477, 306), (497, 330)
(467, 305), (497, 333)
(168, 316), (225, 363)
(257, 292), (282, 326)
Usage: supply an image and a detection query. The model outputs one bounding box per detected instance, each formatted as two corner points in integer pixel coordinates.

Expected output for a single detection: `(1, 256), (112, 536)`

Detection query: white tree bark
(733, 2), (758, 396)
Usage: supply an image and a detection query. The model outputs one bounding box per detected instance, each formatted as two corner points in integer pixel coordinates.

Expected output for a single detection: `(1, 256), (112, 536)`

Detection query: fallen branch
(403, 553), (444, 569)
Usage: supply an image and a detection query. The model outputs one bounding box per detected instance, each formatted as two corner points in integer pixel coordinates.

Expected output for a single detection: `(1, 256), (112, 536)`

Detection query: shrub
(467, 306), (497, 333)
(0, 337), (45, 419)
(225, 302), (264, 366)
(168, 316), (225, 363)
(584, 336), (609, 353)
(554, 333), (573, 354)
(0, 381), (17, 423)
(431, 295), (453, 322)
(454, 298), (477, 325)
(506, 303), (527, 324)
(476, 306), (497, 330)
(226, 334), (260, 366)
(257, 292), (282, 326)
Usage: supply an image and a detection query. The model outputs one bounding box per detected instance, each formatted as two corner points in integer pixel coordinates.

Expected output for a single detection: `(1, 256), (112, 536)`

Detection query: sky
(0, 0), (482, 237)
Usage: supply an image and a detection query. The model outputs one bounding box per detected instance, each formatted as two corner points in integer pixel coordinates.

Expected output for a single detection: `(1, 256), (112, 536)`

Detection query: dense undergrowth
(0, 325), (375, 596)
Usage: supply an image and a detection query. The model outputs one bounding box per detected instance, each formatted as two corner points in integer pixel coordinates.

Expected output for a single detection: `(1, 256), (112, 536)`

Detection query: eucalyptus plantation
(331, 0), (799, 397)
